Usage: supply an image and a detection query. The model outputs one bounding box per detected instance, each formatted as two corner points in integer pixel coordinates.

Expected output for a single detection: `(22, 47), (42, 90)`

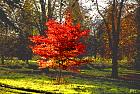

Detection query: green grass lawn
(0, 62), (140, 94)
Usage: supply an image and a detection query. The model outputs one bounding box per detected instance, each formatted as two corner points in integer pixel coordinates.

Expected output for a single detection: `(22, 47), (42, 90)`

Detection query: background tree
(0, 25), (18, 64)
(98, 3), (137, 59)
(93, 0), (126, 78)
(0, 0), (36, 63)
(135, 0), (140, 70)
(0, 0), (21, 30)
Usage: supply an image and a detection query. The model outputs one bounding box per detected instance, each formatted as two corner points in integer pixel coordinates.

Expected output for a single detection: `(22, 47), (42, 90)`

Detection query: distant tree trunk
(47, 0), (52, 19)
(25, 59), (29, 64)
(1, 55), (4, 64)
(39, 0), (54, 73)
(68, 0), (84, 24)
(39, 0), (47, 35)
(37, 0), (56, 73)
(135, 6), (140, 70)
(59, 0), (63, 22)
(39, 0), (55, 35)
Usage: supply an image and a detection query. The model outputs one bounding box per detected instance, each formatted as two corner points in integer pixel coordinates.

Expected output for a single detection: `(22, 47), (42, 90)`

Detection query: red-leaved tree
(29, 13), (90, 72)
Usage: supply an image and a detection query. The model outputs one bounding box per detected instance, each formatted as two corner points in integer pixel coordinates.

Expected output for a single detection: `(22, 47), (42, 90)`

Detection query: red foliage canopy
(29, 13), (90, 72)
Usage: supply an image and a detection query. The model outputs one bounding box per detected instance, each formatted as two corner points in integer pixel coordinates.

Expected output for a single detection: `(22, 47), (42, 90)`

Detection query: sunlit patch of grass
(0, 86), (36, 94)
(80, 68), (111, 77)
(0, 77), (96, 93)
(84, 56), (134, 68)
(101, 67), (140, 76)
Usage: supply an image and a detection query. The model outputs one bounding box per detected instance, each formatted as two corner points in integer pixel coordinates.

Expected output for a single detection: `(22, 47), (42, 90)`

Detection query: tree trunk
(47, 0), (52, 19)
(112, 56), (118, 78)
(39, 0), (47, 35)
(26, 59), (29, 64)
(111, 33), (119, 78)
(111, 0), (118, 78)
(1, 55), (4, 64)
(39, 0), (52, 73)
(135, 6), (140, 70)
(111, 0), (124, 78)
(59, 0), (63, 22)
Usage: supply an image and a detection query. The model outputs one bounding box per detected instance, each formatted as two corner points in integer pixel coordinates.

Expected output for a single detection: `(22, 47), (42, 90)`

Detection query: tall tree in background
(135, 0), (140, 70)
(95, 0), (125, 78)
(33, 0), (57, 35)
(39, 0), (47, 35)
(68, 0), (84, 24)
(109, 0), (124, 78)
(0, 0), (21, 30)
(99, 3), (137, 59)
(0, 25), (19, 64)
(0, 0), (22, 63)
(0, 0), (38, 62)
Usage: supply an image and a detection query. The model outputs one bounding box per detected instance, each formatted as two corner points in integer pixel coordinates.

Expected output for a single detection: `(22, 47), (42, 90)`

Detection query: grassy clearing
(0, 64), (140, 94)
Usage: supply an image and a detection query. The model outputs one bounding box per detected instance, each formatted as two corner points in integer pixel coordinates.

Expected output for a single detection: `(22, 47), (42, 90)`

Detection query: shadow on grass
(0, 83), (53, 94)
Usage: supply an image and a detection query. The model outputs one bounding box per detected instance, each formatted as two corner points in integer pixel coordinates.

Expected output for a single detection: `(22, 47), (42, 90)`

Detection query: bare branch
(95, 0), (112, 49)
